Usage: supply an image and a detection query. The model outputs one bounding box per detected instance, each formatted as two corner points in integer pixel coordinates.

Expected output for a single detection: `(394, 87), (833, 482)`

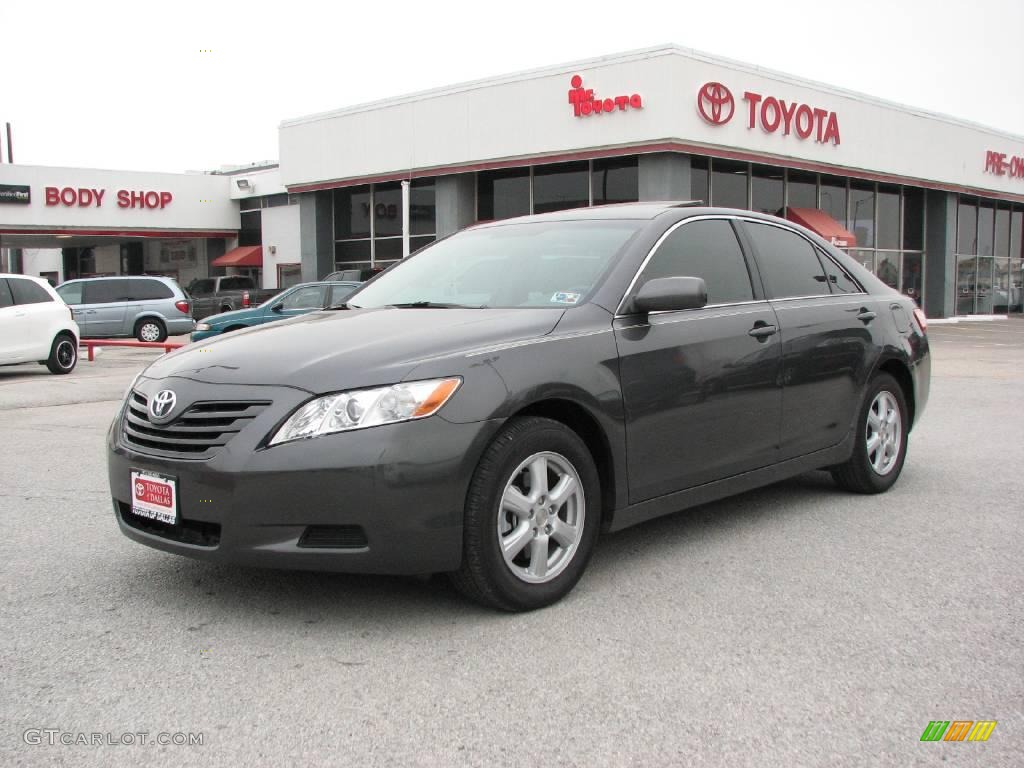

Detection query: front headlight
(269, 377), (462, 446)
(195, 323), (212, 331)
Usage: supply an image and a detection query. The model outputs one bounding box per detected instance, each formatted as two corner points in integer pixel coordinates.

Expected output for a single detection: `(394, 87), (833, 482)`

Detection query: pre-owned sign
(44, 186), (174, 209)
(984, 150), (1024, 180)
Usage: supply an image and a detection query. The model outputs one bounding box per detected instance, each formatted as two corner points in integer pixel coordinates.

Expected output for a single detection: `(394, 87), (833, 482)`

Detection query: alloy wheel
(497, 451), (585, 584)
(865, 390), (902, 476)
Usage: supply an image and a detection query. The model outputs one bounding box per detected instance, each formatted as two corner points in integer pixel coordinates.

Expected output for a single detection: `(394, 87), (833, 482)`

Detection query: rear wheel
(450, 416), (601, 611)
(135, 318), (167, 343)
(45, 333), (77, 375)
(831, 373), (909, 493)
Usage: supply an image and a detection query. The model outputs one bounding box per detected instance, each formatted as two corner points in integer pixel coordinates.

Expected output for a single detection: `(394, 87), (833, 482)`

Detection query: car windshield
(348, 220), (643, 309)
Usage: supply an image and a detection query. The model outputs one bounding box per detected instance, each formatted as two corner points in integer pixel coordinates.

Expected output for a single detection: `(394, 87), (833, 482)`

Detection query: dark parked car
(187, 276), (277, 321)
(108, 204), (930, 611)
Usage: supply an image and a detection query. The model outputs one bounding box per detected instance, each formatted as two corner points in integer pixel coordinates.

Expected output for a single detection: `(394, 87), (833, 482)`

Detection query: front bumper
(108, 378), (503, 574)
(189, 328), (221, 342)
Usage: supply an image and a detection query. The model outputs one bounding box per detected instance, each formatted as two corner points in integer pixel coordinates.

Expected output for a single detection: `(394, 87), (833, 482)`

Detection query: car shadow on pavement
(107, 471), (843, 622)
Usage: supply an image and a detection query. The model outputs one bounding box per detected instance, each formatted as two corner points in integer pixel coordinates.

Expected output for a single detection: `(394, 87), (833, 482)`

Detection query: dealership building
(3, 45), (1023, 316)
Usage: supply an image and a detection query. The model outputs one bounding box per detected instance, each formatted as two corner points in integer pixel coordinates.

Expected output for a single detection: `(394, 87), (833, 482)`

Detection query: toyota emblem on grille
(150, 390), (177, 420)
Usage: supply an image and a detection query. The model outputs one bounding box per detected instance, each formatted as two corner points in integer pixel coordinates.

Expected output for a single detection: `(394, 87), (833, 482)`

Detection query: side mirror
(632, 276), (708, 314)
(271, 303), (284, 313)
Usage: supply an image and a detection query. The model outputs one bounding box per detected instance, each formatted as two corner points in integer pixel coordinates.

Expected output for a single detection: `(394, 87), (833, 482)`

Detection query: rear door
(615, 217), (783, 502)
(81, 279), (129, 337)
(188, 278), (216, 319)
(741, 220), (877, 460)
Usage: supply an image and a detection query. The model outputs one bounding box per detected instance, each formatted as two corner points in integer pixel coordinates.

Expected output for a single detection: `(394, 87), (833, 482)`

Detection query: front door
(615, 217), (782, 503)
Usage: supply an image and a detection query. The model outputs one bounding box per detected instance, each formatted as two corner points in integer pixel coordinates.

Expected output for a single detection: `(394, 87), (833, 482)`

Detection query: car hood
(143, 306), (565, 392)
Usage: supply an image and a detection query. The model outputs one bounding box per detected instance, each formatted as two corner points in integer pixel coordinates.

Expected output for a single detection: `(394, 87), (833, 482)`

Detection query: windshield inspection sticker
(551, 291), (581, 305)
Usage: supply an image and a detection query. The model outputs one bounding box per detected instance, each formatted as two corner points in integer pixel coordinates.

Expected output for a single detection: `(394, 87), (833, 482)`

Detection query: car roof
(60, 275), (177, 283)
(0, 272), (50, 284)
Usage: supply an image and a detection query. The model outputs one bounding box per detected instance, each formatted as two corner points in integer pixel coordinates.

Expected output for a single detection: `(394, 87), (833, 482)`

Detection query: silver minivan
(56, 276), (194, 341)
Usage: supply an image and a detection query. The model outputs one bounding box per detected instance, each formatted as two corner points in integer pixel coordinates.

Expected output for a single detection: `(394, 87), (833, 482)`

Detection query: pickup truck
(187, 276), (277, 321)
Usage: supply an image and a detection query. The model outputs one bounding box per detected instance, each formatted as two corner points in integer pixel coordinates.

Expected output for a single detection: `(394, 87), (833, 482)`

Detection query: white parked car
(0, 274), (80, 374)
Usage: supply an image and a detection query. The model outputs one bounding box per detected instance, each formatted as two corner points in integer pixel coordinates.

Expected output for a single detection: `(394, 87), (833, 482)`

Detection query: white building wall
(260, 204), (301, 289)
(20, 249), (63, 282)
(280, 46), (1024, 201)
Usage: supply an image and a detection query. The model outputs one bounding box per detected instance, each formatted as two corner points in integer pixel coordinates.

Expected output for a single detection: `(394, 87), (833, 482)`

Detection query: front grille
(122, 391), (270, 460)
(117, 502), (221, 547)
(298, 525), (369, 549)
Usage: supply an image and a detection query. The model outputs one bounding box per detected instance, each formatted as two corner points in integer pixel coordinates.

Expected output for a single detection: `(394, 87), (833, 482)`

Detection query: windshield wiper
(387, 301), (483, 309)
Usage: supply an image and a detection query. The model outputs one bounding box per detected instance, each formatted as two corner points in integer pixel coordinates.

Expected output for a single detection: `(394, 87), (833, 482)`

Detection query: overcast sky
(2, 0), (1021, 173)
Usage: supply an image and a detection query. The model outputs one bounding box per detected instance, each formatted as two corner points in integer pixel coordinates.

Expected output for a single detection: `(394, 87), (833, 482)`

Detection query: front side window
(745, 222), (830, 299)
(189, 279), (215, 296)
(349, 220), (643, 309)
(280, 285), (325, 310)
(9, 278), (54, 305)
(56, 282), (83, 305)
(637, 219), (754, 305)
(220, 277), (253, 291)
(329, 283), (358, 306)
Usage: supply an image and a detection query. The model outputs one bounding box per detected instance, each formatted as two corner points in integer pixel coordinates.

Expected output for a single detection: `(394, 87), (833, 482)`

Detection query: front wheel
(450, 416), (601, 611)
(831, 373), (909, 494)
(45, 333), (78, 374)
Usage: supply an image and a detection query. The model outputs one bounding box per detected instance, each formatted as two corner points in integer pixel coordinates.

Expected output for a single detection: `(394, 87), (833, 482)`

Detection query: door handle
(856, 309), (877, 323)
(748, 322), (777, 340)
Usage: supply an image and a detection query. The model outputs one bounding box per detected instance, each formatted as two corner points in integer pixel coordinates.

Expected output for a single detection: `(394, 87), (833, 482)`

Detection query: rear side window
(189, 279), (215, 296)
(9, 278), (54, 305)
(329, 284), (358, 306)
(220, 277), (253, 291)
(83, 279), (130, 304)
(817, 250), (862, 294)
(57, 282), (83, 305)
(745, 222), (830, 299)
(0, 280), (13, 308)
(128, 279), (174, 301)
(638, 219), (754, 305)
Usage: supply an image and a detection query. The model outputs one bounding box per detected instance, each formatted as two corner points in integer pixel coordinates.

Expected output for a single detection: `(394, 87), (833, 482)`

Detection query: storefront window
(477, 169), (530, 221)
(690, 156), (709, 203)
(820, 176), (847, 230)
(903, 187), (925, 251)
(711, 159), (748, 209)
(409, 180), (436, 236)
(849, 249), (873, 273)
(957, 197), (977, 255)
(995, 206), (1011, 257)
(977, 202), (995, 256)
(875, 252), (899, 289)
(532, 162), (589, 214)
(334, 241), (371, 265)
(239, 210), (261, 247)
(373, 182), (404, 238)
(956, 254), (977, 314)
(334, 186), (372, 239)
(993, 257), (1011, 312)
(751, 165), (784, 216)
(849, 182), (875, 248)
(592, 157), (638, 205)
(786, 170), (817, 210)
(1010, 208), (1023, 260)
(1009, 260), (1023, 312)
(877, 184), (900, 250)
(901, 252), (923, 306)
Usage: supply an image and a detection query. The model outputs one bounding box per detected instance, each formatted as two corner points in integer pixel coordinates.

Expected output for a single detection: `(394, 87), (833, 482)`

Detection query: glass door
(956, 255), (977, 315)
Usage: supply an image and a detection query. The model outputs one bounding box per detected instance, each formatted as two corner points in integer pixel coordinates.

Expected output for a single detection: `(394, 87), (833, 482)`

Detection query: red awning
(211, 245), (263, 268)
(785, 208), (857, 249)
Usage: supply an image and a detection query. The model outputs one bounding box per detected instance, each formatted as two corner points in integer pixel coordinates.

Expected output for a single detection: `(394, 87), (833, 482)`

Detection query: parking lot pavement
(1, 323), (1021, 767)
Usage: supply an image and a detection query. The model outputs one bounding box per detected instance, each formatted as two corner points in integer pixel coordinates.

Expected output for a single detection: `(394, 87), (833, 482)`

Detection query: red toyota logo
(697, 82), (735, 125)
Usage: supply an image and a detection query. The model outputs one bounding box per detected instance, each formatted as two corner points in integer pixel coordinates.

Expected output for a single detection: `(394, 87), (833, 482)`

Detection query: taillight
(242, 291), (251, 308)
(912, 307), (928, 333)
(175, 299), (190, 315)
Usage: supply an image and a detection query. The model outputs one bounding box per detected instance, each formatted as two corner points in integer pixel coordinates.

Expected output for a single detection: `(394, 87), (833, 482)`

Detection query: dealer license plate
(130, 469), (178, 525)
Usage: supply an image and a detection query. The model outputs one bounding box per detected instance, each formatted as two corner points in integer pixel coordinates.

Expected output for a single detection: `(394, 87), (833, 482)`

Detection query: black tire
(831, 372), (909, 494)
(450, 416), (601, 611)
(45, 333), (78, 375)
(135, 318), (167, 343)
(221, 305), (232, 314)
